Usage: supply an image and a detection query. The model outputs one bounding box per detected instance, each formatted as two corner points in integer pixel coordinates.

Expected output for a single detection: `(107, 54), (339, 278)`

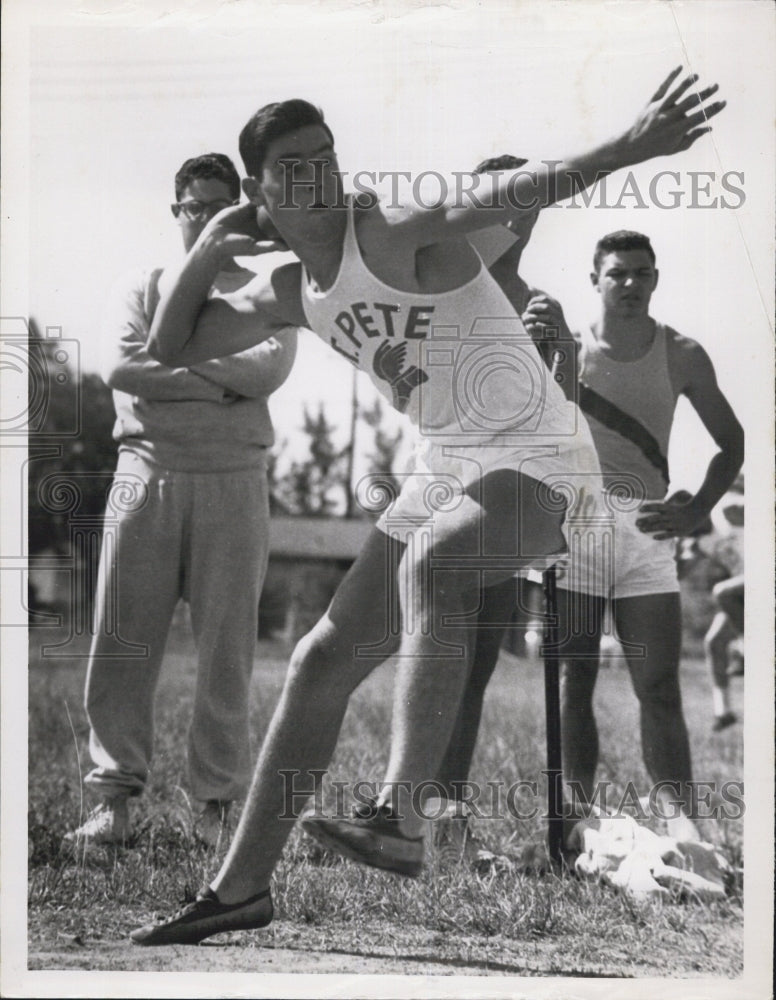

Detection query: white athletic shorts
(364, 405), (606, 573)
(546, 502), (680, 599)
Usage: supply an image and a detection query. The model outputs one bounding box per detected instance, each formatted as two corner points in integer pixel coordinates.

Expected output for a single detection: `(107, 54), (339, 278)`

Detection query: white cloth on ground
(566, 814), (732, 902)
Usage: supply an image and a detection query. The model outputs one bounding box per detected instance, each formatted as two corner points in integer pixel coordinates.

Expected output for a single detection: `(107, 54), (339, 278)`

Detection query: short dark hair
(239, 99), (333, 178)
(593, 231), (656, 273)
(474, 154), (529, 174)
(174, 153), (241, 201)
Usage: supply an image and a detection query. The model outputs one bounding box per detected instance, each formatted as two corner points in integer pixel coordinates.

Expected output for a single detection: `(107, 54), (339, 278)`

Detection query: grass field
(27, 616), (744, 977)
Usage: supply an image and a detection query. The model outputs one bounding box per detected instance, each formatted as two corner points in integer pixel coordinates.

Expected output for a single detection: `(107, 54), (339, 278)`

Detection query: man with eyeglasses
(65, 153), (297, 850)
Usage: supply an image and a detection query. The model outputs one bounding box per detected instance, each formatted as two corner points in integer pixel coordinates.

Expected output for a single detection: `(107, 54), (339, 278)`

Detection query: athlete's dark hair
(239, 99), (333, 178)
(593, 231), (656, 273)
(174, 153), (241, 201)
(474, 154), (529, 174)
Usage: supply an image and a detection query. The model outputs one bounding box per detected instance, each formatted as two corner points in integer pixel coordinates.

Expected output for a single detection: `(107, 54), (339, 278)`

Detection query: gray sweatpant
(84, 449), (270, 802)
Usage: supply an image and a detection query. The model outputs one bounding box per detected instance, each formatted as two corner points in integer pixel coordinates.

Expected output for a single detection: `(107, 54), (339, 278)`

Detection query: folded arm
(189, 328), (298, 398)
(100, 271), (225, 401)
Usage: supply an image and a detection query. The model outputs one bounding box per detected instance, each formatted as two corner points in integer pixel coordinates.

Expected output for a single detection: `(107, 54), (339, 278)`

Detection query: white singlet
(302, 197), (603, 541)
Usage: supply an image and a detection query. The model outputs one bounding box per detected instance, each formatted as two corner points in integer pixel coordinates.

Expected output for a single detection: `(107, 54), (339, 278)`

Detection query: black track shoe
(301, 800), (424, 878)
(130, 886), (272, 946)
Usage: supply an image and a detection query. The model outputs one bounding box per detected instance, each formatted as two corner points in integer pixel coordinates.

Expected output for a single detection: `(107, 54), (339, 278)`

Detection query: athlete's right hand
(619, 68), (726, 165)
(198, 203), (289, 261)
(522, 294), (568, 343)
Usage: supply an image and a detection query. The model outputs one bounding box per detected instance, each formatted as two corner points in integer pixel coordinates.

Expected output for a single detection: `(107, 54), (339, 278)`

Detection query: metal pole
(542, 564), (564, 863)
(344, 367), (358, 518)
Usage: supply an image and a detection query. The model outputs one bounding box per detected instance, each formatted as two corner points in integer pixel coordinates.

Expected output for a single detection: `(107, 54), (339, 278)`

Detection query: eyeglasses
(172, 198), (238, 221)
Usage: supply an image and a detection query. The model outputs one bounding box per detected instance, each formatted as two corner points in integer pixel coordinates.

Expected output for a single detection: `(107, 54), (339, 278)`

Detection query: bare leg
(213, 469), (565, 896)
(436, 577), (519, 800)
(557, 587), (605, 807)
(708, 576), (744, 721)
(211, 528), (403, 902)
(380, 469), (566, 835)
(714, 575), (744, 633)
(704, 611), (736, 719)
(614, 592), (698, 839)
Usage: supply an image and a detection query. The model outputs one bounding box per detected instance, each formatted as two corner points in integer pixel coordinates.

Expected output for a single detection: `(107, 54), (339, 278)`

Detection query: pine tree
(360, 397), (403, 493)
(274, 403), (349, 516)
(27, 324), (117, 555)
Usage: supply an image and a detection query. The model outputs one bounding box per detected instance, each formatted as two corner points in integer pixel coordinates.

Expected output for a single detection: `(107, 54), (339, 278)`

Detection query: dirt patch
(28, 919), (740, 979)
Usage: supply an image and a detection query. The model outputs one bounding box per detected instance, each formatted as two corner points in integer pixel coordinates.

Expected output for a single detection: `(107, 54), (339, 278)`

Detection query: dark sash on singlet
(578, 383), (669, 486)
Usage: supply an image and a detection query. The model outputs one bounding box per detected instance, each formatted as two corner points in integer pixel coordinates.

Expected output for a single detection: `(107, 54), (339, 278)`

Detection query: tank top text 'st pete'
(301, 198), (575, 448)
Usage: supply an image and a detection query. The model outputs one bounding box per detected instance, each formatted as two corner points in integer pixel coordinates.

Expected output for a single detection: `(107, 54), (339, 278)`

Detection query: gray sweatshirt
(100, 266), (297, 472)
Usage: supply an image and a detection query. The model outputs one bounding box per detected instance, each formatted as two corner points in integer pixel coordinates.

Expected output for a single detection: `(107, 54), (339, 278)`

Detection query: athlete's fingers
(661, 72), (699, 110)
(638, 527), (673, 539)
(639, 502), (667, 513)
(526, 321), (562, 333)
(650, 66), (684, 104)
(223, 236), (287, 257)
(525, 301), (562, 317)
(635, 519), (664, 534)
(522, 313), (556, 327)
(684, 100), (726, 130)
(639, 517), (681, 536)
(675, 83), (719, 115)
(212, 202), (262, 232)
(255, 239), (289, 254)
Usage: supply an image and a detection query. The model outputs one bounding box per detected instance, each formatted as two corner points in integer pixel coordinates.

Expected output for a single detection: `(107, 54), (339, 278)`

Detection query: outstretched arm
(636, 339), (744, 539)
(395, 69), (725, 246)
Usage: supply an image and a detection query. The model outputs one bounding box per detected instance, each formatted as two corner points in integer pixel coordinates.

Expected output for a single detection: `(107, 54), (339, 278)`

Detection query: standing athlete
(434, 153), (578, 846)
(131, 69), (724, 944)
(558, 231), (743, 838)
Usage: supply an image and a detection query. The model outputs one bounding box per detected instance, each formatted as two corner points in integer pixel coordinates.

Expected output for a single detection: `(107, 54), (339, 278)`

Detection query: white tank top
(301, 198), (574, 447)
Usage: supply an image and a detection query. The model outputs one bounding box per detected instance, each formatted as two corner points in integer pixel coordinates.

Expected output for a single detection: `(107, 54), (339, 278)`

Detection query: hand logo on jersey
(372, 342), (429, 413)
